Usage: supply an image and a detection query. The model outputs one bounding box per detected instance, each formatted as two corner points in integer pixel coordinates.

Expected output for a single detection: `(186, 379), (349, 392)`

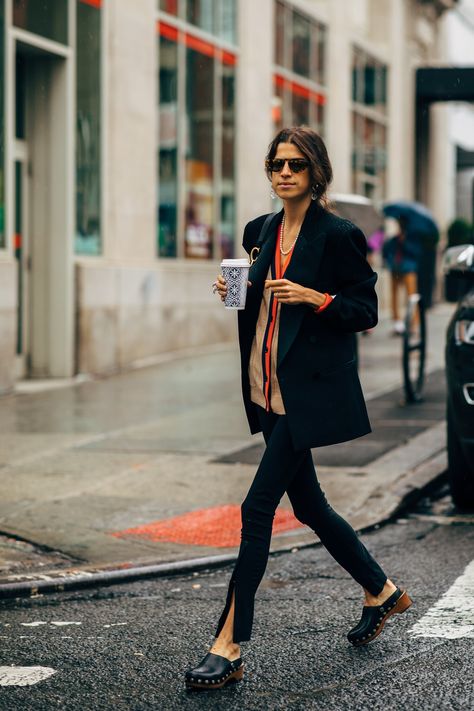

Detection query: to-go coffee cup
(220, 259), (250, 310)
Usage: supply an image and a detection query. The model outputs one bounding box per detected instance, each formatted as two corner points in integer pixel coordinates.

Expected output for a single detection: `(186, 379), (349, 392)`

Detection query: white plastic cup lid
(221, 259), (249, 267)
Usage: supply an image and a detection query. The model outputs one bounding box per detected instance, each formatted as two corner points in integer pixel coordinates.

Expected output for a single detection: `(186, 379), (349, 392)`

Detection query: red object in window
(78, 0), (102, 8)
(184, 33), (216, 58)
(158, 20), (178, 41)
(222, 50), (237, 66)
(111, 504), (304, 548)
(274, 73), (326, 106)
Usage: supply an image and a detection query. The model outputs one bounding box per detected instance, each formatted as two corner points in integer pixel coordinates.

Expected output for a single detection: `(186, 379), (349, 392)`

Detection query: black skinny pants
(215, 406), (387, 643)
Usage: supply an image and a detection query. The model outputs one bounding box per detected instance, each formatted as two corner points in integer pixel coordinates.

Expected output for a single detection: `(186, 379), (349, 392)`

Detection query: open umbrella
(382, 201), (439, 240)
(383, 200), (439, 308)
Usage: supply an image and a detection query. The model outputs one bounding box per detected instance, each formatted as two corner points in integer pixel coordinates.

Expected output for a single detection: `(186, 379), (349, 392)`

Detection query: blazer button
(309, 335), (317, 344)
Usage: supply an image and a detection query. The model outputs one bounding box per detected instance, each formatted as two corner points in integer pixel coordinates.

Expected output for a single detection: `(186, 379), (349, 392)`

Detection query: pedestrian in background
(382, 215), (421, 335)
(185, 127), (412, 691)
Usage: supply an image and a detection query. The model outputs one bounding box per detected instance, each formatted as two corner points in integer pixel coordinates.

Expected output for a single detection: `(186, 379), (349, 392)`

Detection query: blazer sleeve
(316, 223), (378, 333)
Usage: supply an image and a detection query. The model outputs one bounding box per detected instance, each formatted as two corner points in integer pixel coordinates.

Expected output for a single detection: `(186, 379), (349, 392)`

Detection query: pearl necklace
(280, 214), (300, 255)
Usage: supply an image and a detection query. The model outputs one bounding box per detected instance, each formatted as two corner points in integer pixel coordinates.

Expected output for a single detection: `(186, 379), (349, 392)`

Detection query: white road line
(0, 666), (56, 687)
(410, 559), (474, 639)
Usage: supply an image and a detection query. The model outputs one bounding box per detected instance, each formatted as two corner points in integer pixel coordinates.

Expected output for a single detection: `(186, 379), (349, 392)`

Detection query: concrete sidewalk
(0, 304), (454, 593)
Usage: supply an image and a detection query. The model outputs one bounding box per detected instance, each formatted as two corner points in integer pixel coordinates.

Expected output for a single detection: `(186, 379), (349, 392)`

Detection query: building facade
(0, 0), (459, 392)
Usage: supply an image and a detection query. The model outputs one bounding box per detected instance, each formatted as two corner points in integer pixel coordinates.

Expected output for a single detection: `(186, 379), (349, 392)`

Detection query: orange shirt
(249, 222), (294, 413)
(248, 219), (335, 414)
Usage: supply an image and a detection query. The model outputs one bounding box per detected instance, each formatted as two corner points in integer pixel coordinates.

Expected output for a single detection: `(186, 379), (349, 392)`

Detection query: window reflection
(13, 0), (68, 45)
(159, 36), (178, 258)
(75, 0), (101, 255)
(220, 58), (235, 259)
(292, 92), (309, 126)
(187, 0), (215, 35)
(351, 47), (388, 200)
(160, 0), (178, 14)
(292, 12), (310, 78)
(219, 0), (237, 44)
(156, 8), (237, 260)
(352, 47), (387, 113)
(274, 3), (327, 134)
(185, 48), (214, 259)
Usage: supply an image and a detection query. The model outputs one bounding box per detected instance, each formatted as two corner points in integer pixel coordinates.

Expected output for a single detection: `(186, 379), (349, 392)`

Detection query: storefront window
(75, 0), (101, 255)
(220, 57), (236, 259)
(352, 47), (387, 113)
(187, 0), (215, 35)
(219, 0), (237, 44)
(0, 0), (5, 248)
(351, 47), (388, 200)
(158, 34), (178, 258)
(292, 92), (309, 127)
(352, 113), (387, 200)
(274, 2), (327, 134)
(157, 11), (237, 260)
(185, 46), (214, 259)
(292, 12), (310, 79)
(13, 0), (68, 45)
(160, 0), (178, 14)
(159, 1), (237, 42)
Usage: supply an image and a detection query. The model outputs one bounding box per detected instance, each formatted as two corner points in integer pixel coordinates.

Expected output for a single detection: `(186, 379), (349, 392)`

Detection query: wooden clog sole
(185, 665), (244, 690)
(352, 591), (413, 647)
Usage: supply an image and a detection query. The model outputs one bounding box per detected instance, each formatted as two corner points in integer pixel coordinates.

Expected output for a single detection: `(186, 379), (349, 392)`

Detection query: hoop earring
(270, 188), (277, 200)
(311, 185), (319, 201)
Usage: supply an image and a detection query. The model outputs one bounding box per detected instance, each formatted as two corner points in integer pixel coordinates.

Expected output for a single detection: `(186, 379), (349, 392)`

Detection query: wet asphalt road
(0, 486), (473, 711)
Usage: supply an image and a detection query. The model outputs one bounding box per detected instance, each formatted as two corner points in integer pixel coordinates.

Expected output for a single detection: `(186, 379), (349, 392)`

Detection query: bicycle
(402, 293), (426, 404)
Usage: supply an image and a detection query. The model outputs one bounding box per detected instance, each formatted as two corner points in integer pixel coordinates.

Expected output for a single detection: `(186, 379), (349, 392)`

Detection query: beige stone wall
(76, 262), (235, 375)
(0, 261), (17, 393)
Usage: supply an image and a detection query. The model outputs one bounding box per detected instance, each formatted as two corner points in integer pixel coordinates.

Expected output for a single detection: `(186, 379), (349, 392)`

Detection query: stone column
(387, 0), (414, 200)
(326, 0), (352, 193)
(104, 0), (157, 263)
(236, 0), (274, 243)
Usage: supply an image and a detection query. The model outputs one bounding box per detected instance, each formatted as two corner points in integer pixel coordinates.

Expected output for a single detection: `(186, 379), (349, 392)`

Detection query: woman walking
(185, 127), (412, 690)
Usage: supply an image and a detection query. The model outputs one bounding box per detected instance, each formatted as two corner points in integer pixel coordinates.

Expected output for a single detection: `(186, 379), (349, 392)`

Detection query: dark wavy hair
(265, 126), (333, 210)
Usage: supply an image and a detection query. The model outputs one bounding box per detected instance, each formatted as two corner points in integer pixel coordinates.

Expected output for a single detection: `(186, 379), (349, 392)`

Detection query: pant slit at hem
(215, 542), (251, 644)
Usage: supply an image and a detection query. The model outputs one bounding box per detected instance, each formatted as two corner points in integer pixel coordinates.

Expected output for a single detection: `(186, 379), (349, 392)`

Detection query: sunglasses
(265, 158), (309, 173)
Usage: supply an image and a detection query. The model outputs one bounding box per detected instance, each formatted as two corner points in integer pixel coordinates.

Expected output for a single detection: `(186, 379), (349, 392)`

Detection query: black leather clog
(185, 652), (244, 690)
(347, 587), (412, 646)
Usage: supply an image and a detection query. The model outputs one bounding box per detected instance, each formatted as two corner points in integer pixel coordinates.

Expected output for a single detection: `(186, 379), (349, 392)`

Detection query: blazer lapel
(277, 202), (329, 369)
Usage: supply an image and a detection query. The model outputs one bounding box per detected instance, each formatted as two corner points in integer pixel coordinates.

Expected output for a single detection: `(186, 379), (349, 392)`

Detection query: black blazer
(237, 200), (378, 452)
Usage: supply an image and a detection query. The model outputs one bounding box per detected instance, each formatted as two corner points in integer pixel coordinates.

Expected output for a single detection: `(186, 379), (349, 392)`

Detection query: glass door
(13, 141), (30, 379)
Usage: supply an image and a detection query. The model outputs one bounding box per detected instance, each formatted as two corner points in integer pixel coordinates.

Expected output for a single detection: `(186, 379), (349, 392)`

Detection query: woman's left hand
(265, 278), (309, 305)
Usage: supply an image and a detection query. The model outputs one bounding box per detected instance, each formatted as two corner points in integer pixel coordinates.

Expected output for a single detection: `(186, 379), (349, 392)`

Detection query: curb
(0, 451), (447, 601)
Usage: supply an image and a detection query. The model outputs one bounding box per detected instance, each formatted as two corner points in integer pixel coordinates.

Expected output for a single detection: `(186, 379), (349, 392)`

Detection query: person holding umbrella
(382, 215), (421, 335)
(383, 201), (439, 314)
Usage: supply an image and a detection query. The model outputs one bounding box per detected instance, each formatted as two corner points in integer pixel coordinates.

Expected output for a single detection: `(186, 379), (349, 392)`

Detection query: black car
(444, 244), (474, 509)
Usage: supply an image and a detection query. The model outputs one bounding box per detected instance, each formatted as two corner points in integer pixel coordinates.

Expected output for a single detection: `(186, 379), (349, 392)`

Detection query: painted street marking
(0, 666), (57, 687)
(103, 623), (127, 628)
(19, 621), (82, 627)
(410, 559), (474, 639)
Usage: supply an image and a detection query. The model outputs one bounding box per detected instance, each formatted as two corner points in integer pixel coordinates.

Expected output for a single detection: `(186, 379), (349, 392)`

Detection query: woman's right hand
(214, 274), (227, 302)
(213, 274), (252, 302)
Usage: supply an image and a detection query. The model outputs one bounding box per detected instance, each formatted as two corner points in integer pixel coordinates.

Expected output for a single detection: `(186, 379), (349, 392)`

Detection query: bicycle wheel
(402, 293), (426, 403)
